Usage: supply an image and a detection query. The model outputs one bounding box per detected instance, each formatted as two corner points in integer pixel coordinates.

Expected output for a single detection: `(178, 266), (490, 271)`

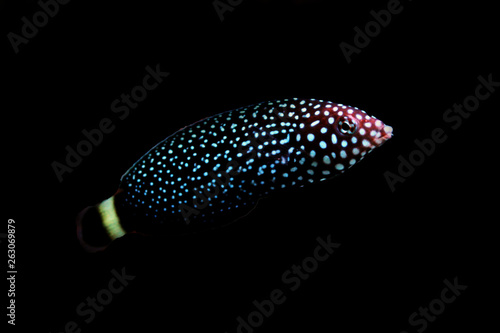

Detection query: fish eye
(338, 117), (357, 134)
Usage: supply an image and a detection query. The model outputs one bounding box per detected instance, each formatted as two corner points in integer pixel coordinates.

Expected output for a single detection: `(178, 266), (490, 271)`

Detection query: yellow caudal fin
(76, 195), (127, 253)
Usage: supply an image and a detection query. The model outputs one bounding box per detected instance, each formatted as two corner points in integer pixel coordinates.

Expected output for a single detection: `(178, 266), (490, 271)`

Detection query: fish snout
(373, 125), (393, 146)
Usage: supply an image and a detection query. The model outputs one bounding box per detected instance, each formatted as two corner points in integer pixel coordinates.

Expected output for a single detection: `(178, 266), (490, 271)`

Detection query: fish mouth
(374, 125), (393, 146)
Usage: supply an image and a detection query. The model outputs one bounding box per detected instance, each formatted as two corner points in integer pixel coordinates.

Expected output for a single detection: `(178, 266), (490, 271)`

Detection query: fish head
(335, 109), (393, 150)
(296, 103), (393, 175)
(328, 106), (393, 167)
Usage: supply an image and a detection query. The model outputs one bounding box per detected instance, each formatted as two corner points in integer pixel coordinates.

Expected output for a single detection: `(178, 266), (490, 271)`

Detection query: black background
(2, 0), (498, 332)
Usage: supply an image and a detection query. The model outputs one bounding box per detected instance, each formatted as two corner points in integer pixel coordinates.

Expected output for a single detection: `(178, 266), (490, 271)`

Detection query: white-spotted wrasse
(77, 98), (393, 252)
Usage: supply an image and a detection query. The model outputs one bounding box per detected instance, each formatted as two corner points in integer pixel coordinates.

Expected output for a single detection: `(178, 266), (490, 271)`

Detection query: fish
(77, 98), (393, 252)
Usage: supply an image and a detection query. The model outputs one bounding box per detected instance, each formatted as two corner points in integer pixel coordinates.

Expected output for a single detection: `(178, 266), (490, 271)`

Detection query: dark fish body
(77, 98), (393, 252)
